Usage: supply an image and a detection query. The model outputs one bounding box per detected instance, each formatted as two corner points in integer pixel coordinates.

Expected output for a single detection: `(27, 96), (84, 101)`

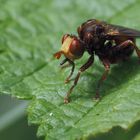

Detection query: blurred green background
(0, 95), (43, 140)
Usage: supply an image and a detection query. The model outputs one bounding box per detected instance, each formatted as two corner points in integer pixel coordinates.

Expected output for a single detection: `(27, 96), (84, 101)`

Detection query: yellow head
(54, 34), (85, 61)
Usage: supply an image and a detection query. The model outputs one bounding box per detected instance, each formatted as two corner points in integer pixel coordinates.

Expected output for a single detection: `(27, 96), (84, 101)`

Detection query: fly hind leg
(115, 40), (140, 59)
(95, 59), (110, 99)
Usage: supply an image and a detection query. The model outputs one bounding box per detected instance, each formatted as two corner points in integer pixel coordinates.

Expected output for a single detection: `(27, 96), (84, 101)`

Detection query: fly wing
(105, 24), (140, 38)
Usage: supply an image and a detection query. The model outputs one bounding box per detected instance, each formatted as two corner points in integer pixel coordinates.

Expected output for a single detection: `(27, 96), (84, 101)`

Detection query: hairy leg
(95, 39), (139, 99)
(115, 40), (140, 58)
(64, 55), (94, 103)
(95, 59), (110, 99)
(60, 58), (75, 83)
(65, 60), (75, 83)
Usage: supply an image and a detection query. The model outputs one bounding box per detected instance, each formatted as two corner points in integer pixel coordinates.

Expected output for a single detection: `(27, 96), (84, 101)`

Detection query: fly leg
(95, 40), (140, 99)
(60, 58), (69, 67)
(64, 60), (75, 83)
(95, 59), (110, 99)
(115, 40), (140, 58)
(64, 55), (94, 103)
(60, 58), (75, 83)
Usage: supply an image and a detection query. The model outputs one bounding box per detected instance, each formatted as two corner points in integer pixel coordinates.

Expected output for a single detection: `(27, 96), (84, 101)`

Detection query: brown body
(77, 19), (137, 64)
(54, 19), (140, 103)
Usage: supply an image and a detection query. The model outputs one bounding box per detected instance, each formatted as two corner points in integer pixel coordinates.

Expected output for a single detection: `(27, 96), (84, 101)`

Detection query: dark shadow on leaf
(71, 56), (140, 100)
(102, 56), (140, 97)
(87, 120), (140, 140)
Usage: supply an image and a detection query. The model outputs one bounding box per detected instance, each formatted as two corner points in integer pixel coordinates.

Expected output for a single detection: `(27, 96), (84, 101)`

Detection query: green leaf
(0, 0), (140, 139)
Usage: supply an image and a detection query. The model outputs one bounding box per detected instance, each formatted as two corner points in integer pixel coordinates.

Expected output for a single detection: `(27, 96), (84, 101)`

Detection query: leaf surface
(0, 0), (140, 139)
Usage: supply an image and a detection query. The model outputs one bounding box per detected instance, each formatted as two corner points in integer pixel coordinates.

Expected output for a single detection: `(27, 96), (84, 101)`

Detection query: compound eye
(71, 39), (79, 49)
(62, 34), (70, 44)
(69, 38), (84, 58)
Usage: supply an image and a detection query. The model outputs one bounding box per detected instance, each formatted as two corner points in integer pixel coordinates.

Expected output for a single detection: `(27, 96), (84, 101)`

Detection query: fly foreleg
(64, 55), (94, 103)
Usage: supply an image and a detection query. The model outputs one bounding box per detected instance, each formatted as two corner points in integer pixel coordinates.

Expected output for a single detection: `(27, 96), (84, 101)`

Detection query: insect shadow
(72, 56), (140, 100)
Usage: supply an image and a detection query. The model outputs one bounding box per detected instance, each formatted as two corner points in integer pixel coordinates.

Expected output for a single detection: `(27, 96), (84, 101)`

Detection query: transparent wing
(106, 24), (140, 38)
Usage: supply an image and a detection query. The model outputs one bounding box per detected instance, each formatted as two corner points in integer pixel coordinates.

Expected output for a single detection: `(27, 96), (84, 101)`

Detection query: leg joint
(125, 40), (134, 46)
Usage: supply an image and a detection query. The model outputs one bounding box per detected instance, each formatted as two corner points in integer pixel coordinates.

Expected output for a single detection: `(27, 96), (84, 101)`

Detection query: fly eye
(62, 34), (70, 44)
(71, 39), (80, 48)
(69, 38), (84, 58)
(70, 39), (81, 54)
